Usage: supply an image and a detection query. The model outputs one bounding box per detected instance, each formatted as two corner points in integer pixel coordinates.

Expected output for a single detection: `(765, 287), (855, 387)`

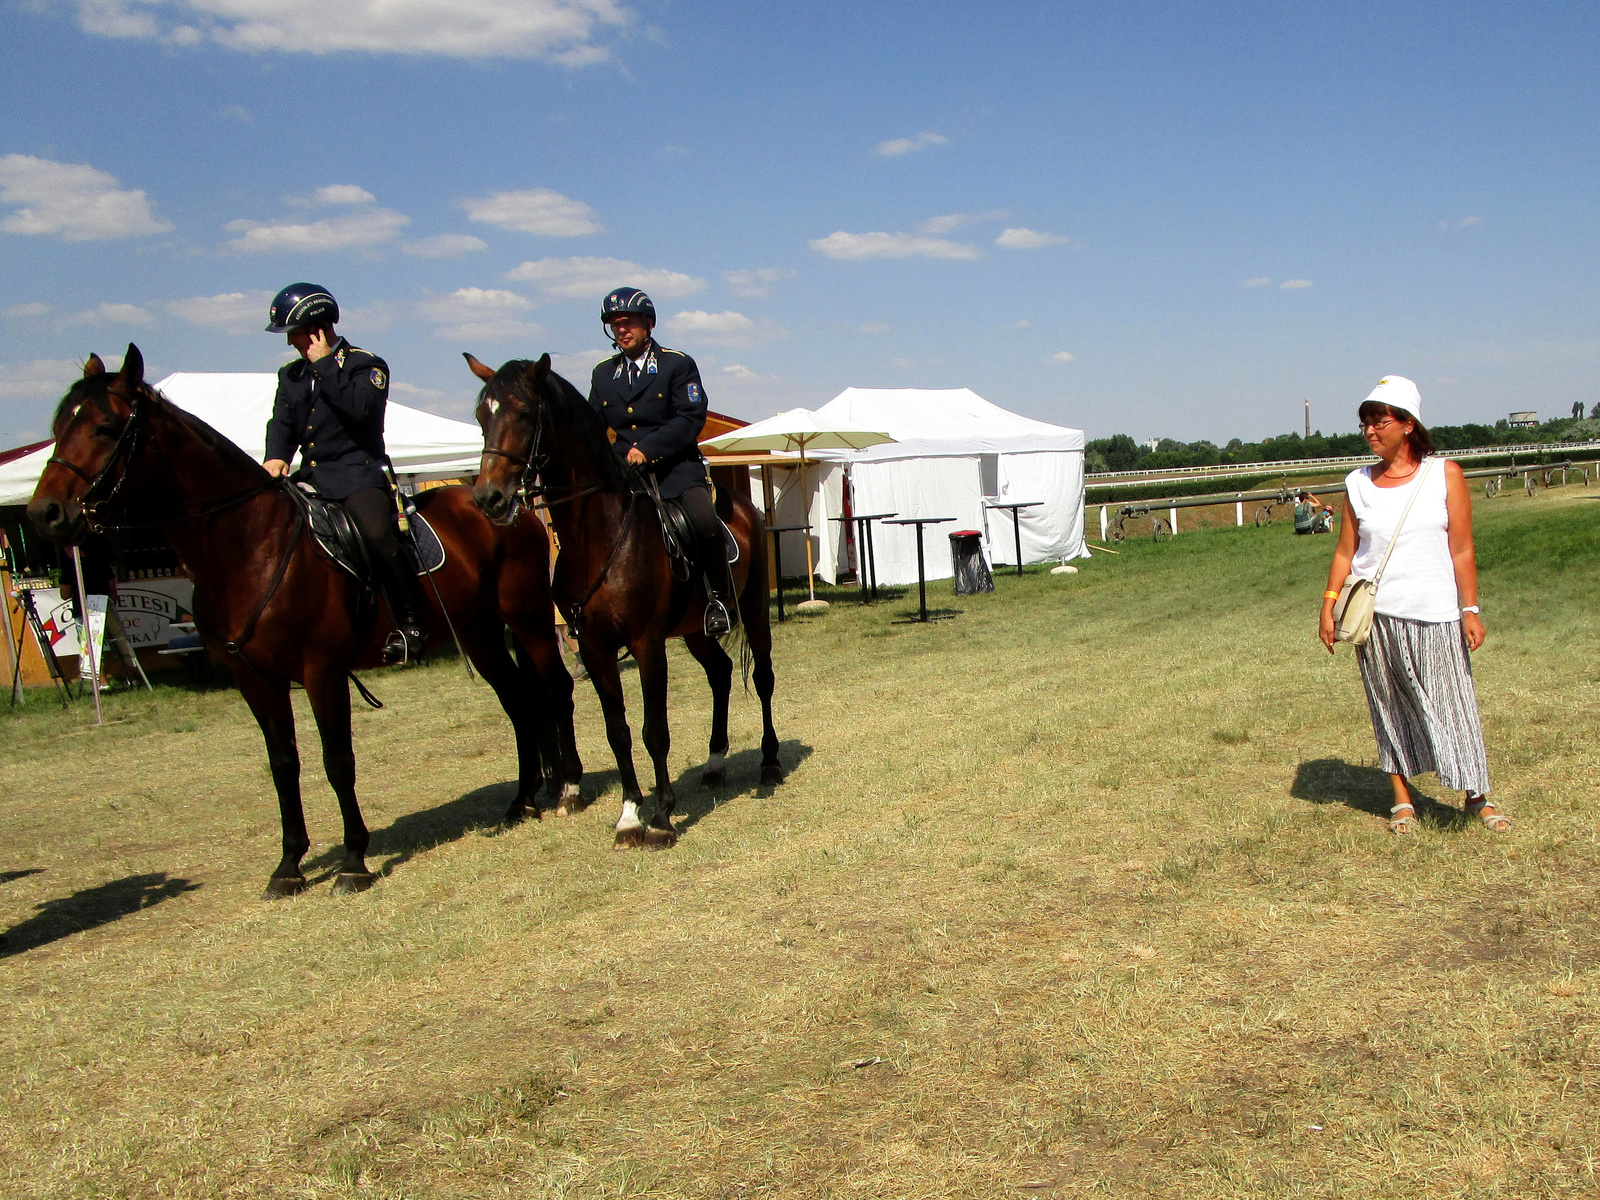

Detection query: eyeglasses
(1359, 418), (1399, 432)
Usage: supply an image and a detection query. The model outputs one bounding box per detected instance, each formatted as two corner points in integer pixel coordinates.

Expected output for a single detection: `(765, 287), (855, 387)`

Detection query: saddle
(291, 483), (445, 585)
(655, 494), (739, 579)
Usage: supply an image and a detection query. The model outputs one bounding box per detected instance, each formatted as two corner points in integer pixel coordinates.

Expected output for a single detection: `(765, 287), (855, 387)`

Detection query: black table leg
(866, 520), (879, 601)
(856, 518), (870, 605)
(1012, 508), (1024, 576)
(915, 525), (929, 621)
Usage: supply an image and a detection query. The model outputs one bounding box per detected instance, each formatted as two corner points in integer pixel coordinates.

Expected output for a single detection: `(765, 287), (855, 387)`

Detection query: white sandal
(1388, 803), (1416, 834)
(1466, 798), (1511, 832)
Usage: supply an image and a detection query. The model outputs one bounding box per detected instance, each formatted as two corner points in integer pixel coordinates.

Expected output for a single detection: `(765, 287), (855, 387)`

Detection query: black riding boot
(699, 535), (735, 637)
(378, 552), (431, 665)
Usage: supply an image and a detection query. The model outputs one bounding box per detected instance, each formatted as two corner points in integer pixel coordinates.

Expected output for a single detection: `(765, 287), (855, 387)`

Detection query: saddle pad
(304, 492), (444, 580)
(660, 498), (738, 564)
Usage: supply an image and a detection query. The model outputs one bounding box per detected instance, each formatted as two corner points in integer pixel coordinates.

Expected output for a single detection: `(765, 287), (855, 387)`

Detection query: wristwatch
(1461, 605), (1481, 614)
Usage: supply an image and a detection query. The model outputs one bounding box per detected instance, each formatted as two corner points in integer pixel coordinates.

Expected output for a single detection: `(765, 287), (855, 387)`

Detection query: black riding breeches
(677, 485), (720, 541)
(343, 487), (400, 562)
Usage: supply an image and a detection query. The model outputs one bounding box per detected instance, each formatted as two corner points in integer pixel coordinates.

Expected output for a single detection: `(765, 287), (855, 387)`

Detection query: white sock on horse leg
(616, 799), (642, 830)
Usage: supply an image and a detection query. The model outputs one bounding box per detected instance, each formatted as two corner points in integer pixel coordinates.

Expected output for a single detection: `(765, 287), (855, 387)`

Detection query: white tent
(812, 387), (1087, 586)
(0, 373), (484, 505)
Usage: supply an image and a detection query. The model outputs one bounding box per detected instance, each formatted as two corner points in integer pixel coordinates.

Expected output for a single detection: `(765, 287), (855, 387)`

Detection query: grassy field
(3, 483), (1599, 1198)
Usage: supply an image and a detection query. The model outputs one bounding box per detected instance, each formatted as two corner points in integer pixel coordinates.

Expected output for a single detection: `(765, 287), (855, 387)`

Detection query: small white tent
(813, 387), (1087, 586)
(0, 373), (484, 505)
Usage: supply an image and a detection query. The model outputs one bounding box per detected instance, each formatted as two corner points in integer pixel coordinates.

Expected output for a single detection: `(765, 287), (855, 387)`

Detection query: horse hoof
(700, 768), (725, 789)
(332, 872), (378, 895)
(760, 763), (785, 785)
(262, 875), (308, 899)
(643, 827), (678, 851)
(613, 826), (647, 850)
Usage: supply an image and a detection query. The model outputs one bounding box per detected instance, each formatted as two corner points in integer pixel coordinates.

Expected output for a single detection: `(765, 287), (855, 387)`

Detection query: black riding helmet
(266, 283), (340, 333)
(600, 286), (655, 332)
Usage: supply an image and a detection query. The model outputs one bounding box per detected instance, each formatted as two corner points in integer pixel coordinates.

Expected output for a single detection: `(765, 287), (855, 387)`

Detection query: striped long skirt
(1356, 614), (1491, 795)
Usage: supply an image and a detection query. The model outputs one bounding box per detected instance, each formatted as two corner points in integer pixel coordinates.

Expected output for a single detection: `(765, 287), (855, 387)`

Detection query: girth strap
(224, 510), (305, 659)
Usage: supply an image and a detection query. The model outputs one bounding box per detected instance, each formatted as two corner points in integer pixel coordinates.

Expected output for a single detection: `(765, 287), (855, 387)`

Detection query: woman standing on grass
(1318, 376), (1509, 834)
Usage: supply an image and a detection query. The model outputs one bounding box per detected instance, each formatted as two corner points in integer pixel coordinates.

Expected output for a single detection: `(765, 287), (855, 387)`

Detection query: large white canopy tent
(810, 387), (1087, 586)
(0, 373), (485, 506)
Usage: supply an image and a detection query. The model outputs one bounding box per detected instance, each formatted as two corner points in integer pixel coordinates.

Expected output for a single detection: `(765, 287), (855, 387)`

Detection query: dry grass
(4, 483), (1600, 1198)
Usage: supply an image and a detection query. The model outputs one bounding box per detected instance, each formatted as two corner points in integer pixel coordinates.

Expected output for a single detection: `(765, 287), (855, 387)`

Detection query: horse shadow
(1290, 758), (1463, 828)
(1, 872), (199, 958)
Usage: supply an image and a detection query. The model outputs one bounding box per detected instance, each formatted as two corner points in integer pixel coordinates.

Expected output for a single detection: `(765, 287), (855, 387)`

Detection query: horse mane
(54, 372), (267, 479)
(493, 358), (629, 491)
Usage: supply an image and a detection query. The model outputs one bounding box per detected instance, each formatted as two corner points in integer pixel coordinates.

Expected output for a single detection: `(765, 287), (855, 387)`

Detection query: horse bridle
(480, 375), (607, 518)
(47, 382), (274, 534)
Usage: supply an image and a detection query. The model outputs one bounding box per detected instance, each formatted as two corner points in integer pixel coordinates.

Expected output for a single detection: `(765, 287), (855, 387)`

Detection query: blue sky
(2, 1), (1596, 448)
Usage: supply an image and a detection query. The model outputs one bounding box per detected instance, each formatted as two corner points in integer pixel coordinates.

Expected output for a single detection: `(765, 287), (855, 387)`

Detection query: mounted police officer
(261, 283), (429, 663)
(589, 287), (733, 636)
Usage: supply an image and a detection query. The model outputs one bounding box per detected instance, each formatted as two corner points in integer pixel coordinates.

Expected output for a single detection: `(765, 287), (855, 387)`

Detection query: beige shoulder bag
(1332, 459), (1432, 646)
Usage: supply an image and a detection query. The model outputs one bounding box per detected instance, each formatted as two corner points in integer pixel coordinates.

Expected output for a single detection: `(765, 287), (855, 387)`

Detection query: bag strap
(1370, 457), (1433, 587)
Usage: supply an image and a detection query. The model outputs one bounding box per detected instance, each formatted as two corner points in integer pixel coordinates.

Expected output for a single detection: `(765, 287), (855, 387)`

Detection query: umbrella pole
(800, 451), (817, 601)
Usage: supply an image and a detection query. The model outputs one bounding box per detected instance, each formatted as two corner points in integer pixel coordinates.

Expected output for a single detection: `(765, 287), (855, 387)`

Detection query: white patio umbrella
(702, 409), (895, 603)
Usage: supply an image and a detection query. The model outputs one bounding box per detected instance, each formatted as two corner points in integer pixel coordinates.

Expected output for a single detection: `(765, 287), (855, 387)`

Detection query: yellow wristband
(1323, 590), (1340, 600)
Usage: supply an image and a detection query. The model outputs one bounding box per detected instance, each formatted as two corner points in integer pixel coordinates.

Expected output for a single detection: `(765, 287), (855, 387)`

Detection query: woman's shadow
(1291, 758), (1464, 828)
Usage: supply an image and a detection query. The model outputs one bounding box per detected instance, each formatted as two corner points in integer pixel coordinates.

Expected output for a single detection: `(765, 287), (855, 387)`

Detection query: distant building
(1141, 438), (1161, 451)
(1508, 411), (1538, 428)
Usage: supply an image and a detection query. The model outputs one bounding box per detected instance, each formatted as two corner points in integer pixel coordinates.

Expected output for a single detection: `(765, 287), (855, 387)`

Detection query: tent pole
(70, 545), (104, 726)
(800, 446), (816, 601)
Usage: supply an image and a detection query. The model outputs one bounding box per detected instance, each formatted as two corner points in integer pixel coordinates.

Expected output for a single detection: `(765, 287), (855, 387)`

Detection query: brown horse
(466, 353), (782, 849)
(27, 346), (582, 896)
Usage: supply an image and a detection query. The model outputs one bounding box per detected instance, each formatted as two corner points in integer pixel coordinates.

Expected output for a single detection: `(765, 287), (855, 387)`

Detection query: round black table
(885, 516), (956, 623)
(763, 523), (812, 623)
(829, 511), (897, 603)
(985, 501), (1043, 576)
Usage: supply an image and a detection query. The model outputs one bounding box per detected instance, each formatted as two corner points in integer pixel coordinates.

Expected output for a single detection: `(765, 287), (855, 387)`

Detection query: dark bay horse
(28, 346), (582, 896)
(466, 353), (782, 849)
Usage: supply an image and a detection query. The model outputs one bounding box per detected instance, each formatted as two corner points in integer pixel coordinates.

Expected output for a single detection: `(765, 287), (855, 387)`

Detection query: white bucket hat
(1362, 375), (1422, 425)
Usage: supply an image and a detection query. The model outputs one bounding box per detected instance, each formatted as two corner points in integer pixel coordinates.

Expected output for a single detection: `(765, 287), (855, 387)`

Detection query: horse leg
(303, 668), (376, 894)
(459, 615), (546, 824)
(237, 672), (311, 898)
(741, 565), (784, 785)
(684, 631), (733, 788)
(580, 642), (648, 848)
(634, 638), (679, 850)
(512, 627), (584, 816)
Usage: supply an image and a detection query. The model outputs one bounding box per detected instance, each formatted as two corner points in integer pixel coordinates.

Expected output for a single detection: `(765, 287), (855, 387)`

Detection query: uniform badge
(370, 368), (387, 390)
(687, 382), (703, 405)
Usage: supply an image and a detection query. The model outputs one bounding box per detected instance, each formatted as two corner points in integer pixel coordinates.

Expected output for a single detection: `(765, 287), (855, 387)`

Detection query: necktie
(627, 359), (640, 387)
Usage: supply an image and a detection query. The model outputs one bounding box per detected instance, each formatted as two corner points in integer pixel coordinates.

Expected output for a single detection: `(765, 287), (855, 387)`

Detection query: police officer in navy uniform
(590, 287), (733, 636)
(262, 283), (429, 663)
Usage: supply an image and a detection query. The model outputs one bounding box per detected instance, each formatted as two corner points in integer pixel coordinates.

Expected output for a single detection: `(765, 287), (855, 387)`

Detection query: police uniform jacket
(264, 338), (390, 501)
(588, 341), (709, 500)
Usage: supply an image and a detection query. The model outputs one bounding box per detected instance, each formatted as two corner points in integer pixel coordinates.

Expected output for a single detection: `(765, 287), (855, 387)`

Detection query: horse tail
(720, 622), (753, 692)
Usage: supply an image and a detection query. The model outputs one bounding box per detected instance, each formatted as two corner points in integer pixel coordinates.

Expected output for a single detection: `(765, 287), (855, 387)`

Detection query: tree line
(1086, 407), (1600, 473)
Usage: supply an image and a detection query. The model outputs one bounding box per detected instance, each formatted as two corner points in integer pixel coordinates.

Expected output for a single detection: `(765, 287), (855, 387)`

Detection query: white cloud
(506, 256), (706, 300)
(875, 132), (947, 157)
(63, 302), (155, 327)
(0, 154), (172, 242)
(218, 103), (252, 122)
(666, 310), (784, 346)
(3, 302), (52, 319)
(857, 322), (891, 334)
(918, 210), (1008, 235)
(721, 364), (761, 383)
(167, 290), (275, 335)
(403, 233), (489, 258)
(1013, 319), (1031, 328)
(222, 207), (410, 253)
(1241, 277), (1272, 288)
(304, 184), (376, 206)
(417, 287), (542, 343)
(1439, 215), (1484, 231)
(809, 231), (982, 261)
(722, 267), (795, 297)
(1050, 350), (1076, 363)
(389, 381), (447, 403)
(458, 188), (602, 236)
(0, 360), (83, 403)
(1279, 279), (1313, 290)
(995, 227), (1072, 250)
(65, 0), (630, 63)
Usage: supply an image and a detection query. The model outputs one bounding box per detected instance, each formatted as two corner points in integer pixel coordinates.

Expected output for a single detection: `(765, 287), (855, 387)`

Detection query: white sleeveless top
(1344, 457), (1459, 622)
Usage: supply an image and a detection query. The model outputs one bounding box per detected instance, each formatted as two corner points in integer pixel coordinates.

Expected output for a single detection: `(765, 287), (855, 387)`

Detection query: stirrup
(383, 626), (426, 666)
(703, 597), (732, 638)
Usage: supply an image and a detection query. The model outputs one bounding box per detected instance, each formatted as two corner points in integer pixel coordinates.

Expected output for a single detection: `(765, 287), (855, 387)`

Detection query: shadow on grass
(1, 869), (45, 886)
(1, 873), (199, 957)
(1291, 758), (1460, 827)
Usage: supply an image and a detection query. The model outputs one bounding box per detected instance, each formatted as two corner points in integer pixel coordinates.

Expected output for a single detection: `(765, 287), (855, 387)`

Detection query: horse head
(466, 351), (550, 523)
(28, 344), (149, 543)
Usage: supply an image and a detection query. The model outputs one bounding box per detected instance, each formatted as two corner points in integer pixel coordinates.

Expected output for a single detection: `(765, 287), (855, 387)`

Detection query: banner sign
(30, 577), (197, 659)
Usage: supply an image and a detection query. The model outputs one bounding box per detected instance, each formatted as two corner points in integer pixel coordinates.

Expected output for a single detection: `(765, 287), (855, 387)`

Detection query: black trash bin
(949, 530), (994, 595)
